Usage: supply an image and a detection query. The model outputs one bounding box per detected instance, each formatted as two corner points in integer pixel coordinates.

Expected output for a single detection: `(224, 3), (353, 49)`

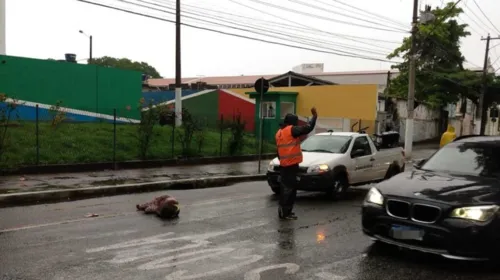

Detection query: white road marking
(244, 263), (300, 280)
(138, 247), (235, 270)
(108, 240), (210, 264)
(86, 232), (175, 253)
(86, 221), (268, 253)
(164, 255), (263, 280)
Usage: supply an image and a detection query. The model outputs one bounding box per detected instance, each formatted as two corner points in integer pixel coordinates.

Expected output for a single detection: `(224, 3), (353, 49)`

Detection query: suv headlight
(450, 205), (499, 222)
(307, 164), (329, 173)
(365, 187), (384, 205)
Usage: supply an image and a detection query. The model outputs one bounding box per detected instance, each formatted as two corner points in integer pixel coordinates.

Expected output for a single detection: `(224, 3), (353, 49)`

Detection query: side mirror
(413, 158), (427, 169)
(351, 149), (365, 158)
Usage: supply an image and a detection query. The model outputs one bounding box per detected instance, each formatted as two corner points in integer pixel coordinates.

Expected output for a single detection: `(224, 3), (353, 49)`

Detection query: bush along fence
(0, 94), (276, 172)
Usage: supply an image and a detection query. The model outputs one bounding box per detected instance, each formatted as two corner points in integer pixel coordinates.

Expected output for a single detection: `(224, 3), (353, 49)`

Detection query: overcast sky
(5, 0), (500, 78)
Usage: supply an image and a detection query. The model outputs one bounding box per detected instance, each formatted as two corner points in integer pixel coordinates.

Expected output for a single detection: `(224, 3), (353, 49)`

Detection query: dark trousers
(279, 164), (299, 217)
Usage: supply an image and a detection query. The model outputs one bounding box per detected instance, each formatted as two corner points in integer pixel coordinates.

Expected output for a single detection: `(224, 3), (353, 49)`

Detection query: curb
(0, 154), (276, 176)
(0, 174), (267, 208)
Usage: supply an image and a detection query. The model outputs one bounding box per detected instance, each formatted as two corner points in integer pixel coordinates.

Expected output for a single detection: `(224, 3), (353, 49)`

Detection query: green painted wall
(96, 66), (142, 117)
(183, 90), (219, 128)
(248, 91), (298, 142)
(0, 55), (142, 118)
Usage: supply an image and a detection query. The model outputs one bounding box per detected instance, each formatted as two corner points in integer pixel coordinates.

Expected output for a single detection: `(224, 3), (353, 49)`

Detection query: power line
(491, 42), (500, 50)
(118, 0), (394, 58)
(289, 0), (408, 32)
(471, 0), (500, 35)
(330, 0), (409, 29)
(460, 17), (482, 35)
(462, 0), (495, 34)
(492, 55), (500, 67)
(76, 0), (400, 64)
(228, 0), (401, 53)
(244, 0), (408, 33)
(164, 0), (401, 44)
(152, 0), (396, 54)
(464, 11), (488, 34)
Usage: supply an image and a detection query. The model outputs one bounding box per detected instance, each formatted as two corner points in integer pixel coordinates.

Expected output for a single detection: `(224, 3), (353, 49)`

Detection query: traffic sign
(254, 78), (270, 94)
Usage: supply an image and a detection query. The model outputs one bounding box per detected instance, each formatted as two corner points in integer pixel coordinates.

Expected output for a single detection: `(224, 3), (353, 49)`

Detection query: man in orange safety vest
(275, 107), (317, 220)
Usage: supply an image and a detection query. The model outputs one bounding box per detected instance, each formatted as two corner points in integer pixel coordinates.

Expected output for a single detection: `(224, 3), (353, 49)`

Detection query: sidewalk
(0, 145), (437, 194)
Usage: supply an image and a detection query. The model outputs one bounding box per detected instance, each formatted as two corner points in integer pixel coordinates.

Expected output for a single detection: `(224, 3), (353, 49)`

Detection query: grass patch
(0, 122), (276, 168)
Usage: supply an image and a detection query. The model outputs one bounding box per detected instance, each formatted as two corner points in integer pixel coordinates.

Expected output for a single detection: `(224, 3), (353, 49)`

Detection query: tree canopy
(387, 2), (483, 108)
(89, 56), (162, 78)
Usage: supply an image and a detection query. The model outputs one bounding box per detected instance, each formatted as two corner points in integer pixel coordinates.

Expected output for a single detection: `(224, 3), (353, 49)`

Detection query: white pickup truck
(266, 131), (406, 199)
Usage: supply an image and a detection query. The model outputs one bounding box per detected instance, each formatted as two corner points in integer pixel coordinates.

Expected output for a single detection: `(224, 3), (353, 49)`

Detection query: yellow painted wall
(229, 84), (378, 121)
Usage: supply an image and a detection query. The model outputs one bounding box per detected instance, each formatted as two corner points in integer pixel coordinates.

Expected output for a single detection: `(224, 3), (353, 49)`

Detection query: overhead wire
(181, 0), (402, 44)
(462, 0), (495, 35)
(227, 0), (401, 53)
(471, 0), (500, 35)
(241, 0), (408, 33)
(460, 11), (490, 34)
(289, 0), (408, 32)
(119, 0), (395, 58)
(329, 0), (409, 30)
(152, 0), (396, 54)
(75, 0), (400, 64)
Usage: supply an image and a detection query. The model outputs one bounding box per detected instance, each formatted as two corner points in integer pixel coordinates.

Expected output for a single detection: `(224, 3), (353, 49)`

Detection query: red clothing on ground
(136, 195), (178, 215)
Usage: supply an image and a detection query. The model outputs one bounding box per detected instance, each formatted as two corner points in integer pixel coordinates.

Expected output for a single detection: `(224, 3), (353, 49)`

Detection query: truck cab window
(352, 136), (372, 157)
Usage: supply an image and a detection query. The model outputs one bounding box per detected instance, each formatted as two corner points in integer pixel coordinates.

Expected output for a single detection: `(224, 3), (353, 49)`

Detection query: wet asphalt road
(1, 181), (500, 280)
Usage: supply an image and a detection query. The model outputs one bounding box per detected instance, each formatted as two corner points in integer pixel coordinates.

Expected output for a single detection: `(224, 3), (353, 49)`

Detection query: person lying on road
(136, 194), (180, 219)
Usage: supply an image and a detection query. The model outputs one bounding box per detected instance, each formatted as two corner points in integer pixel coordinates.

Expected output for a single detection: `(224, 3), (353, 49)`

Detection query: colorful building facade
(232, 84), (379, 136)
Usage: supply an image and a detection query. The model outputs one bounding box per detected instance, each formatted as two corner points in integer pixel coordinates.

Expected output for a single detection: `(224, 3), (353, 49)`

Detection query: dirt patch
(52, 176), (77, 180)
(225, 171), (246, 176)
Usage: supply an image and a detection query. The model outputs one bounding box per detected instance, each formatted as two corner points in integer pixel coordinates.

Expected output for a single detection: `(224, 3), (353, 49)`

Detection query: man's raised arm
(291, 107), (318, 138)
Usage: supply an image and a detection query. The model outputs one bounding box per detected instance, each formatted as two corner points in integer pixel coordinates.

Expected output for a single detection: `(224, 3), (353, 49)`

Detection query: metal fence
(0, 104), (276, 169)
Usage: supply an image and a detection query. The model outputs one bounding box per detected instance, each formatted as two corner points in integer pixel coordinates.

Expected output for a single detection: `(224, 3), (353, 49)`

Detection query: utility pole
(0, 0), (6, 55)
(404, 0), (419, 159)
(175, 0), (182, 127)
(479, 34), (500, 135)
(89, 35), (93, 62)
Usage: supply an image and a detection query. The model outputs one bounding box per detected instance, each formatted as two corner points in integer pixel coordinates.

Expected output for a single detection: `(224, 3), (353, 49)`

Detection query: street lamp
(79, 30), (93, 62)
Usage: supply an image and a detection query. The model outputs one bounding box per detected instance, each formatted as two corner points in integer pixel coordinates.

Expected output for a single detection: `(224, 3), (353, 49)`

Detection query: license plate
(390, 225), (424, 241)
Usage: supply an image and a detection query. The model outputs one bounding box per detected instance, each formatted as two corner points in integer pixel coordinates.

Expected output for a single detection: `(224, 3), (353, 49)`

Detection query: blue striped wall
(1, 103), (137, 123)
(141, 90), (201, 107)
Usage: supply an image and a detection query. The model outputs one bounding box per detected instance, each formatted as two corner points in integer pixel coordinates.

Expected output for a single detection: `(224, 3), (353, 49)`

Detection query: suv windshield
(301, 135), (351, 154)
(421, 141), (500, 178)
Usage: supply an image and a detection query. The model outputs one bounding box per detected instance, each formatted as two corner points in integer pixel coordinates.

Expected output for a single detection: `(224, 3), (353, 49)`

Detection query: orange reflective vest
(275, 125), (303, 167)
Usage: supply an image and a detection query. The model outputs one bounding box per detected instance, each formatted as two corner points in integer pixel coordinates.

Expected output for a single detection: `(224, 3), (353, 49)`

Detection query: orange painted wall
(228, 84), (378, 121)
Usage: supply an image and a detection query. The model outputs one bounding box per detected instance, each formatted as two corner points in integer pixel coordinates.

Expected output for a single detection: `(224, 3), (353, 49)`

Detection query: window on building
(260, 102), (276, 119)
